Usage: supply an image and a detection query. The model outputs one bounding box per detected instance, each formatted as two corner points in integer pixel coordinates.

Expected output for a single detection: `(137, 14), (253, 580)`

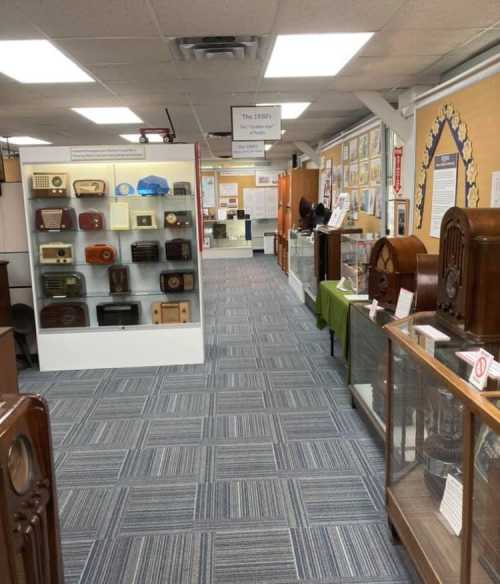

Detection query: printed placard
(395, 288), (414, 319)
(231, 106), (281, 141)
(439, 474), (463, 536)
(71, 145), (145, 161)
(469, 348), (494, 390)
(232, 141), (265, 158)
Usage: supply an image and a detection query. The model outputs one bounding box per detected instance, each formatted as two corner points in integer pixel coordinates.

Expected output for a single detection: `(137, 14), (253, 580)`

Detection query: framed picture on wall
(361, 188), (370, 212)
(349, 138), (358, 161)
(374, 187), (382, 218)
(343, 165), (349, 188)
(370, 127), (381, 158)
(369, 158), (381, 185)
(342, 143), (349, 162)
(388, 198), (409, 236)
(359, 161), (369, 186)
(358, 133), (369, 160)
(349, 162), (359, 188)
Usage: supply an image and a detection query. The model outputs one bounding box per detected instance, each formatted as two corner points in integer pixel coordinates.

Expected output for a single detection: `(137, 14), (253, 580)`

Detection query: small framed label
(469, 348), (494, 391)
(395, 288), (414, 319)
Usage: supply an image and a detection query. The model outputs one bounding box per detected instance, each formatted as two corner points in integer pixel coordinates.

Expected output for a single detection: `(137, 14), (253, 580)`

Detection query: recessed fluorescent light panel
(0, 136), (51, 145)
(257, 102), (310, 119)
(73, 107), (143, 125)
(0, 40), (93, 83)
(265, 33), (374, 78)
(265, 144), (272, 151)
(121, 133), (163, 143)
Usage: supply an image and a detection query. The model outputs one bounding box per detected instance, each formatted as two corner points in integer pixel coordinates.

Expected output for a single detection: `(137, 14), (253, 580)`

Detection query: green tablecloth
(315, 280), (352, 359)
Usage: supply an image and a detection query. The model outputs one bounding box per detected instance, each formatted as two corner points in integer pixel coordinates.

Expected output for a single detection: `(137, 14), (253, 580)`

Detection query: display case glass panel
(288, 230), (316, 298)
(203, 218), (251, 250)
(340, 233), (377, 293)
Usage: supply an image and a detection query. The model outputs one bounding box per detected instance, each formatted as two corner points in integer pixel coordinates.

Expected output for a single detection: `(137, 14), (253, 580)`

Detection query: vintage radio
(110, 201), (130, 230)
(32, 173), (67, 198)
(213, 223), (227, 239)
(40, 302), (89, 328)
(173, 181), (192, 196)
(108, 265), (130, 295)
(315, 227), (362, 283)
(437, 207), (500, 341)
(97, 302), (140, 326)
(368, 235), (427, 311)
(237, 209), (245, 220)
(165, 239), (191, 261)
(132, 210), (157, 230)
(41, 271), (85, 298)
(131, 241), (160, 262)
(35, 207), (76, 231)
(73, 179), (106, 198)
(39, 243), (73, 264)
(85, 244), (116, 265)
(79, 210), (104, 231)
(164, 211), (192, 228)
(414, 254), (439, 312)
(0, 394), (64, 584)
(152, 301), (190, 324)
(160, 271), (195, 293)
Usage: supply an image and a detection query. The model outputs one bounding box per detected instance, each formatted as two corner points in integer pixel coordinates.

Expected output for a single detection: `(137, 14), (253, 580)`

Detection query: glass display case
(288, 230), (316, 300)
(385, 311), (500, 584)
(340, 233), (377, 293)
(203, 218), (252, 258)
(349, 302), (396, 440)
(20, 143), (204, 371)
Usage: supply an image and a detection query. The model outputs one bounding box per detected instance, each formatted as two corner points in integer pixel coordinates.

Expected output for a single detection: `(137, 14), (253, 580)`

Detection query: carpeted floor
(19, 255), (418, 584)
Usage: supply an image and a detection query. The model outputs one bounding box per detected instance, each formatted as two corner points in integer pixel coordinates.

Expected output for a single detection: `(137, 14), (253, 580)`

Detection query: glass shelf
(38, 289), (198, 300)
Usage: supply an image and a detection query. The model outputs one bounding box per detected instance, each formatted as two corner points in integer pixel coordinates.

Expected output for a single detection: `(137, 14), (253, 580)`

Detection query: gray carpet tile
(18, 255), (418, 584)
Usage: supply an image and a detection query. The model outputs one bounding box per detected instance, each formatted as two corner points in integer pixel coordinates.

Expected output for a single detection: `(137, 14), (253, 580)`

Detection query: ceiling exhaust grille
(176, 36), (259, 62)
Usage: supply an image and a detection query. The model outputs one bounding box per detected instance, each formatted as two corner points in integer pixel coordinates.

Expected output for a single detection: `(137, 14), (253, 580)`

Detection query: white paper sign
(395, 288), (414, 319)
(217, 208), (227, 220)
(219, 183), (238, 198)
(469, 348), (494, 390)
(369, 299), (379, 319)
(491, 171), (500, 207)
(439, 474), (463, 536)
(71, 145), (145, 161)
(345, 294), (369, 302)
(456, 350), (500, 380)
(202, 175), (216, 208)
(232, 106), (282, 141)
(336, 277), (347, 290)
(413, 325), (451, 342)
(232, 141), (265, 159)
(255, 170), (280, 187)
(430, 154), (458, 238)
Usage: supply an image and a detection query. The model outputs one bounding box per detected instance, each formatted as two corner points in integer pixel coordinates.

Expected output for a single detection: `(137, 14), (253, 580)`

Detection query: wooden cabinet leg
(388, 519), (401, 545)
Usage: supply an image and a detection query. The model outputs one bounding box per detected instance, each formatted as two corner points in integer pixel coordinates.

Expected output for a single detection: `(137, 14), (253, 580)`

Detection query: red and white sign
(393, 146), (403, 194)
(469, 348), (494, 390)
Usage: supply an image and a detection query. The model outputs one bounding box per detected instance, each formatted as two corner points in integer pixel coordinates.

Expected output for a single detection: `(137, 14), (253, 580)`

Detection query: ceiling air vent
(207, 131), (232, 139)
(176, 36), (259, 61)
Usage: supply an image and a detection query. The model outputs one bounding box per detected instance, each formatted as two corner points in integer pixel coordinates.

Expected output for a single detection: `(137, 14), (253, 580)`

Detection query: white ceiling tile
(384, 0), (500, 29)
(176, 61), (262, 80)
(179, 78), (258, 93)
(0, 4), (41, 39)
(328, 74), (422, 91)
(275, 0), (406, 33)
(87, 63), (178, 83)
(57, 38), (169, 65)
(309, 91), (364, 111)
(14, 0), (158, 37)
(258, 78), (329, 94)
(339, 55), (441, 77)
(149, 0), (279, 36)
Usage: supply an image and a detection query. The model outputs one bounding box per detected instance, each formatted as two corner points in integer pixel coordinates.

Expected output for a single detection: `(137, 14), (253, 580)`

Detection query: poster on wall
(202, 175), (216, 208)
(430, 153), (458, 238)
(370, 127), (381, 158)
(349, 162), (359, 188)
(219, 182), (238, 198)
(358, 133), (369, 160)
(319, 160), (333, 208)
(342, 143), (349, 162)
(349, 138), (358, 161)
(361, 188), (370, 213)
(359, 161), (369, 186)
(255, 169), (279, 187)
(374, 187), (382, 218)
(369, 158), (381, 185)
(343, 165), (349, 188)
(491, 171), (500, 207)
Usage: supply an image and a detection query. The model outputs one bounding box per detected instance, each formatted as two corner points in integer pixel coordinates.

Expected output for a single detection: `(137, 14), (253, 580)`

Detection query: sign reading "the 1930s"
(231, 106), (282, 141)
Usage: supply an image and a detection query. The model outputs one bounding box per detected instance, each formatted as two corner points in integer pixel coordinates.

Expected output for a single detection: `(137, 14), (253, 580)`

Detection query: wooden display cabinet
(385, 312), (500, 584)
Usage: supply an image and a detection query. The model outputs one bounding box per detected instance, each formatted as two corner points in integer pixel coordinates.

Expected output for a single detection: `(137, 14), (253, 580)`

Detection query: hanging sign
(232, 141), (265, 159)
(393, 147), (403, 194)
(231, 106), (281, 141)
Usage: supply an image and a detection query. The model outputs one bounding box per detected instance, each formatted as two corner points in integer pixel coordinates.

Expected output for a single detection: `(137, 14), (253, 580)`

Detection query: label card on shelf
(413, 325), (451, 342)
(395, 288), (414, 319)
(469, 348), (495, 390)
(439, 474), (463, 536)
(336, 277), (346, 290)
(345, 294), (369, 302)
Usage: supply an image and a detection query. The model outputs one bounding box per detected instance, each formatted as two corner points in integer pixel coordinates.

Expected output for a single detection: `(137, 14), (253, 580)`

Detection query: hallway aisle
(19, 255), (416, 584)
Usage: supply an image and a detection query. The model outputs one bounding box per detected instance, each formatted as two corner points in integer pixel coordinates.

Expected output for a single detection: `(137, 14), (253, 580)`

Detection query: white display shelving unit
(20, 143), (204, 371)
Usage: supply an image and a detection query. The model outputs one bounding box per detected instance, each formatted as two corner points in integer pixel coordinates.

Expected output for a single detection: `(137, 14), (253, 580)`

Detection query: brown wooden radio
(152, 301), (190, 324)
(0, 394), (64, 584)
(78, 211), (104, 231)
(368, 235), (427, 311)
(437, 206), (500, 341)
(40, 302), (89, 328)
(414, 253), (439, 311)
(85, 244), (116, 265)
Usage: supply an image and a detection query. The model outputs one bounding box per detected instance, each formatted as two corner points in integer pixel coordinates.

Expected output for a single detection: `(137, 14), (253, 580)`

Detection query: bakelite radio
(40, 302), (89, 328)
(108, 265), (130, 295)
(131, 241), (160, 262)
(85, 244), (116, 265)
(97, 302), (140, 326)
(35, 208), (76, 231)
(0, 395), (64, 584)
(160, 271), (195, 293)
(152, 301), (190, 324)
(32, 173), (67, 198)
(165, 239), (191, 261)
(173, 181), (192, 196)
(437, 207), (500, 341)
(131, 210), (157, 230)
(78, 211), (104, 231)
(73, 179), (106, 198)
(368, 235), (427, 311)
(39, 243), (73, 265)
(164, 211), (192, 228)
(41, 272), (85, 298)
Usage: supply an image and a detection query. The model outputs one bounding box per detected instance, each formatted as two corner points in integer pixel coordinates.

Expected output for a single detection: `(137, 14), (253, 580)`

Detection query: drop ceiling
(1, 0), (499, 160)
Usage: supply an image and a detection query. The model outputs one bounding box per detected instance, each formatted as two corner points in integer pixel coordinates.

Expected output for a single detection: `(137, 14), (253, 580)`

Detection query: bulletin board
(201, 171), (256, 215)
(413, 71), (500, 252)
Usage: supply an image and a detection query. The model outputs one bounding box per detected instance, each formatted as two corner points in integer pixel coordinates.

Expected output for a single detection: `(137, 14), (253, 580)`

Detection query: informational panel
(243, 187), (278, 219)
(255, 169), (280, 187)
(430, 153), (458, 238)
(219, 182), (238, 198)
(232, 141), (265, 159)
(231, 106), (281, 141)
(201, 174), (216, 207)
(491, 171), (500, 207)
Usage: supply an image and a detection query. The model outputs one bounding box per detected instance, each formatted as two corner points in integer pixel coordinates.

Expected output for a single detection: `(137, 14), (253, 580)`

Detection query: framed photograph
(370, 127), (381, 158)
(358, 133), (369, 161)
(342, 143), (349, 162)
(360, 189), (370, 213)
(369, 158), (382, 185)
(349, 162), (359, 188)
(359, 161), (369, 186)
(343, 165), (349, 188)
(388, 198), (409, 236)
(349, 138), (358, 161)
(374, 187), (382, 219)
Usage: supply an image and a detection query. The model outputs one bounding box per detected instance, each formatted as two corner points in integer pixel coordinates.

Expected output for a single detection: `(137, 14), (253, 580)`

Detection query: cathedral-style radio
(437, 207), (500, 341)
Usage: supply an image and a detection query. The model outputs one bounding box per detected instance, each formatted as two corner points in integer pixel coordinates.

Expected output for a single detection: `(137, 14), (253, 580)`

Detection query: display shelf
(385, 312), (500, 584)
(340, 233), (377, 293)
(20, 143), (204, 370)
(203, 217), (252, 259)
(288, 230), (316, 303)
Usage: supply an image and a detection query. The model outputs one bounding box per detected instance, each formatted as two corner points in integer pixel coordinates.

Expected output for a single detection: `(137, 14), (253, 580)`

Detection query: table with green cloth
(315, 280), (359, 360)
